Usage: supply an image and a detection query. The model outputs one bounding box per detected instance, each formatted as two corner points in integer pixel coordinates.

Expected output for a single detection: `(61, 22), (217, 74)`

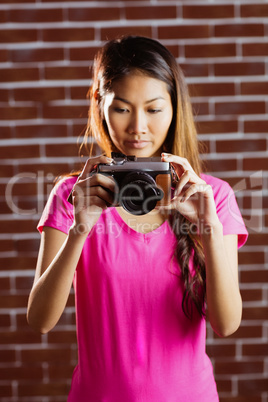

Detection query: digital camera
(96, 152), (177, 215)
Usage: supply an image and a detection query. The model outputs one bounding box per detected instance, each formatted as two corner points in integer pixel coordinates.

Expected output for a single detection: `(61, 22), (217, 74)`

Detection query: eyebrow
(114, 96), (165, 104)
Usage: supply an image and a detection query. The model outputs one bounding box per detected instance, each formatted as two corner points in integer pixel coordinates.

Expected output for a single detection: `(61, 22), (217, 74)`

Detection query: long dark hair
(83, 35), (206, 318)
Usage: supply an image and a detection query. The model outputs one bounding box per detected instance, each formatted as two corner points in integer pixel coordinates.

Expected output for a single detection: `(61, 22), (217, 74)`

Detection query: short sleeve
(202, 174), (248, 248)
(37, 176), (78, 234)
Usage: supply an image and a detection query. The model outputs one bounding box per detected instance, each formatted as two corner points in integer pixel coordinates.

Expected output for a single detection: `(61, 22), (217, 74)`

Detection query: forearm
(27, 227), (88, 334)
(201, 223), (242, 337)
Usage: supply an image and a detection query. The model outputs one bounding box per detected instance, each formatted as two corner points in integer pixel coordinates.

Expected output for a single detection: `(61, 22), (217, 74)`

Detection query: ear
(93, 89), (100, 102)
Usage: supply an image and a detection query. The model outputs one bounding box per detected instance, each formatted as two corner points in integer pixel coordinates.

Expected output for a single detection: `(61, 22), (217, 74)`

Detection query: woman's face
(103, 71), (173, 157)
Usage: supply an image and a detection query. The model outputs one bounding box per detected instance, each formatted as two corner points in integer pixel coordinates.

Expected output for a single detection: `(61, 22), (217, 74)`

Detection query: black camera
(96, 152), (177, 215)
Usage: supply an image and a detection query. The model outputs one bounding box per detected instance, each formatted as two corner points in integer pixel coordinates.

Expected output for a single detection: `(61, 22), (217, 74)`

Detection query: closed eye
(114, 107), (129, 113)
(148, 109), (162, 114)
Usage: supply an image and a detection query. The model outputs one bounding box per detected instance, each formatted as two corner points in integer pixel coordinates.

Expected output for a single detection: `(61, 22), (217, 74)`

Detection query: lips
(125, 140), (150, 149)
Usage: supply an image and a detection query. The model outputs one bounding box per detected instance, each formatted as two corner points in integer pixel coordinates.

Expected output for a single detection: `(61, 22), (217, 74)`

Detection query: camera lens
(120, 172), (163, 215)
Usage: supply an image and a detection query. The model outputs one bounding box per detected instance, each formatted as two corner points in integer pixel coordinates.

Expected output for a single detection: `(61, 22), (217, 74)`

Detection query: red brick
(214, 62), (265, 76)
(0, 29), (38, 43)
(47, 330), (77, 344)
(0, 68), (39, 82)
(197, 120), (238, 134)
(216, 379), (232, 393)
(246, 233), (268, 246)
(191, 101), (209, 116)
(18, 382), (70, 397)
(185, 43), (236, 58)
(16, 239), (40, 254)
(14, 124), (68, 138)
(238, 378), (268, 394)
(0, 314), (11, 327)
(21, 347), (72, 363)
(70, 86), (88, 100)
(215, 24), (264, 38)
(0, 144), (39, 159)
(11, 47), (64, 63)
(0, 385), (12, 398)
(45, 143), (80, 158)
(126, 6), (176, 20)
(183, 5), (234, 19)
(240, 269), (268, 284)
(215, 101), (265, 115)
(243, 306), (268, 321)
(242, 343), (268, 357)
(0, 10), (8, 23)
(216, 139), (266, 153)
(42, 105), (88, 120)
(243, 42), (268, 57)
(17, 163), (72, 177)
(180, 62), (209, 77)
(241, 4), (268, 17)
(0, 240), (14, 253)
(189, 82), (235, 97)
(9, 8), (63, 22)
(206, 343), (236, 358)
(0, 106), (38, 120)
(243, 157), (268, 171)
(44, 66), (90, 80)
(15, 274), (35, 292)
(0, 126), (11, 138)
(0, 349), (16, 363)
(42, 28), (94, 42)
(215, 360), (263, 375)
(206, 159), (238, 172)
(239, 251), (265, 265)
(0, 88), (9, 102)
(69, 7), (120, 21)
(158, 25), (209, 40)
(0, 294), (29, 308)
(0, 256), (36, 271)
(221, 397), (262, 402)
(240, 288), (263, 302)
(241, 81), (268, 95)
(244, 120), (268, 133)
(48, 363), (75, 380)
(14, 87), (65, 102)
(100, 26), (152, 41)
(70, 45), (101, 61)
(0, 48), (8, 62)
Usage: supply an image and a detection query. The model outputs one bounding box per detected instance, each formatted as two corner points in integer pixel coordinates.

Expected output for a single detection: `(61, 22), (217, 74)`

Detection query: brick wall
(0, 1), (267, 401)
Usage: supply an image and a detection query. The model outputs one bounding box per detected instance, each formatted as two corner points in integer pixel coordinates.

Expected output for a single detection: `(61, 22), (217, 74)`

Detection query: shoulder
(52, 175), (79, 198)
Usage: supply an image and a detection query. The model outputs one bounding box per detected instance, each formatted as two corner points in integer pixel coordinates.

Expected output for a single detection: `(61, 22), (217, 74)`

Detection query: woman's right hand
(71, 155), (116, 235)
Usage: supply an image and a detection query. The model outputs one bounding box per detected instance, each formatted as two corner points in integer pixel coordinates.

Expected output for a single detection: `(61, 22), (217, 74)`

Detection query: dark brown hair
(84, 35), (206, 318)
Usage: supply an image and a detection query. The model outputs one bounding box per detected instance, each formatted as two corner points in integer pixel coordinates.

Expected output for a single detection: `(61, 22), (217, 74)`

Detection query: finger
(85, 173), (117, 193)
(79, 155), (113, 180)
(81, 186), (116, 206)
(73, 194), (108, 211)
(161, 153), (194, 177)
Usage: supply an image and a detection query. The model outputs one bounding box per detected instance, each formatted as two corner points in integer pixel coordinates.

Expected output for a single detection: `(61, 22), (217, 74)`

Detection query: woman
(27, 36), (248, 401)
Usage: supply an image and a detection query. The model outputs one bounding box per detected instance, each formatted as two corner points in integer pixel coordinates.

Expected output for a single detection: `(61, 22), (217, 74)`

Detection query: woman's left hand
(161, 153), (221, 231)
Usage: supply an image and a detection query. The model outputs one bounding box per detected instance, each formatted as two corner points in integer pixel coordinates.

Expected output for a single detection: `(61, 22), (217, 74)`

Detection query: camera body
(96, 153), (177, 215)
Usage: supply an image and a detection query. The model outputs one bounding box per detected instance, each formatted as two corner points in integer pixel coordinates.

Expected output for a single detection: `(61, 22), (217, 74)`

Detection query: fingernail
(161, 153), (169, 159)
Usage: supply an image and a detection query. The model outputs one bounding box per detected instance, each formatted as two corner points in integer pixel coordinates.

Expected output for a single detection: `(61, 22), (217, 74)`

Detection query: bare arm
(27, 155), (116, 334)
(161, 153), (242, 337)
(27, 226), (87, 334)
(201, 228), (242, 337)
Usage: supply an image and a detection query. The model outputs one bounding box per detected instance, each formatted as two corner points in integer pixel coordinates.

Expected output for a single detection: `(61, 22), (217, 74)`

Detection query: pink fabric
(38, 174), (248, 401)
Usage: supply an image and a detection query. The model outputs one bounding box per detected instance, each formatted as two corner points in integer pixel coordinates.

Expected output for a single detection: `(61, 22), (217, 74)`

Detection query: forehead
(110, 71), (170, 97)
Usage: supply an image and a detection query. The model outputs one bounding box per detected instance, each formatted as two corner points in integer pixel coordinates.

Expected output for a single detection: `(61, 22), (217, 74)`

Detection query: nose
(128, 110), (147, 135)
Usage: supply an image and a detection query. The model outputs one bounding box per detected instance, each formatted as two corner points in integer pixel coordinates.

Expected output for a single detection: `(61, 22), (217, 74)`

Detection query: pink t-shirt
(38, 174), (248, 402)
